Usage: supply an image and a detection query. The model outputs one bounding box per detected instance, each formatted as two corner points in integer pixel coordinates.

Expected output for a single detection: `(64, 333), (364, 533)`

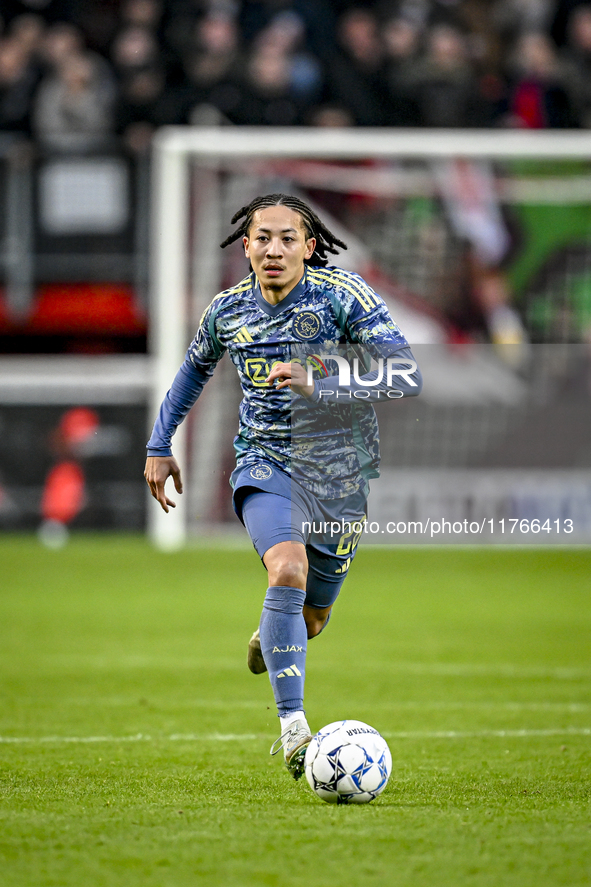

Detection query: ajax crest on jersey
(293, 311), (321, 340)
(304, 720), (392, 804)
(249, 464), (273, 481)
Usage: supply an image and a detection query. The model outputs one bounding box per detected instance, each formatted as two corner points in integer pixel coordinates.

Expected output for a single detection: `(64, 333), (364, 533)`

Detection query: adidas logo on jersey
(277, 664), (302, 678)
(233, 326), (254, 343)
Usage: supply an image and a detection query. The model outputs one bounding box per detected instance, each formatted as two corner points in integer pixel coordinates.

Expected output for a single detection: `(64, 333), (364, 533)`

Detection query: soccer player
(145, 194), (422, 779)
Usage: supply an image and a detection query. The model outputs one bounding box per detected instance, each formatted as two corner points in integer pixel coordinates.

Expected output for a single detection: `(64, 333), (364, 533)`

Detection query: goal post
(149, 127), (591, 550)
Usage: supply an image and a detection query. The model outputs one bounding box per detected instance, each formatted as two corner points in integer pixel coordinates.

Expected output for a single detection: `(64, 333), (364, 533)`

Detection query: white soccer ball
(304, 719), (392, 804)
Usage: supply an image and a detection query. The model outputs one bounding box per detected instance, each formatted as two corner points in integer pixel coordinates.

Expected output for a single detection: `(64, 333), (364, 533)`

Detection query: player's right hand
(144, 455), (183, 513)
(266, 361), (315, 398)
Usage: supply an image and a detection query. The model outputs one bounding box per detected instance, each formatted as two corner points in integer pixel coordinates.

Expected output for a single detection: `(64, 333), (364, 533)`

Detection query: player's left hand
(266, 362), (315, 398)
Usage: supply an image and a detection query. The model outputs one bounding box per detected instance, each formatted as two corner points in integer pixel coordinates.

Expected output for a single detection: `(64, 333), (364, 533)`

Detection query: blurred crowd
(1, 0), (591, 152)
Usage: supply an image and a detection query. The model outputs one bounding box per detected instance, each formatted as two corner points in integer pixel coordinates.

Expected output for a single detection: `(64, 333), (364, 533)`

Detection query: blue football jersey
(181, 265), (418, 498)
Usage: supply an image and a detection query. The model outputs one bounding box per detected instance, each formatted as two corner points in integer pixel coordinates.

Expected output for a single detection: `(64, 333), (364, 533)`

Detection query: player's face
(243, 206), (316, 301)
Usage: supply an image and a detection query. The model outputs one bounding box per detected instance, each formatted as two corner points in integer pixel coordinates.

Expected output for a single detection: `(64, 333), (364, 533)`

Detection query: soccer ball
(304, 720), (392, 804)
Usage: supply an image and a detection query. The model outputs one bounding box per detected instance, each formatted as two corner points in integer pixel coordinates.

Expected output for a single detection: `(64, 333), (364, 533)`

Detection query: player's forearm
(309, 345), (422, 404)
(146, 358), (211, 455)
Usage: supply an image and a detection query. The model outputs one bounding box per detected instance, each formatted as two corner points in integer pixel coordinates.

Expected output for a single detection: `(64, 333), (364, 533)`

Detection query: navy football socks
(259, 585), (307, 716)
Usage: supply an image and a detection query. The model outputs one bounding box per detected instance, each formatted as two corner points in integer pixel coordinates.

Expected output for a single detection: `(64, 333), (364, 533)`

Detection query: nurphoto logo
(306, 355), (419, 399)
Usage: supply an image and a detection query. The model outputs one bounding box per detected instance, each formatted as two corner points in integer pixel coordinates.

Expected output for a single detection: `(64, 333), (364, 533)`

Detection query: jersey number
(335, 522), (365, 557)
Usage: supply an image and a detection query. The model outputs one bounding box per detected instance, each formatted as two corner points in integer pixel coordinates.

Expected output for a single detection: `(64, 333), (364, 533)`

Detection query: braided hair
(219, 193), (347, 267)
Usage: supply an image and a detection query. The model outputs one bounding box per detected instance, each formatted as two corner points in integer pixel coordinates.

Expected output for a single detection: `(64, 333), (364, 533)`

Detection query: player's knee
(269, 558), (307, 590)
(264, 541), (308, 590)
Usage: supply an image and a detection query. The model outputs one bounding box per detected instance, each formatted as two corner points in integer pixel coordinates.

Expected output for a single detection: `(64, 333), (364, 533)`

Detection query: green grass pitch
(1, 536), (590, 887)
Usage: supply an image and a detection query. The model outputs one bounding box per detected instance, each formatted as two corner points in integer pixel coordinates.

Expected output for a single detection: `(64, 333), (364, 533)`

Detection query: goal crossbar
(154, 126), (591, 161)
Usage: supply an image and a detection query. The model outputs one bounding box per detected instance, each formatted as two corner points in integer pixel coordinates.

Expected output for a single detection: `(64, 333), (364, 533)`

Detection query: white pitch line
(371, 702), (591, 712)
(14, 657), (590, 681)
(0, 733), (257, 745)
(0, 728), (589, 745)
(382, 727), (591, 740)
(60, 699), (591, 711)
(357, 663), (591, 680)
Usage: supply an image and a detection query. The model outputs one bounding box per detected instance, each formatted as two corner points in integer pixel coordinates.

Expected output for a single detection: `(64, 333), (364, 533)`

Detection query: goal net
(149, 128), (591, 549)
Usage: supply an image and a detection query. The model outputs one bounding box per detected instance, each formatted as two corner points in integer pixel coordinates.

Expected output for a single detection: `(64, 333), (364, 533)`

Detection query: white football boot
(270, 718), (312, 780)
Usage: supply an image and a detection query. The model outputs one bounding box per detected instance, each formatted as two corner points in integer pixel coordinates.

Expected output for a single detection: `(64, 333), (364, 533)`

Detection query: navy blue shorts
(232, 461), (367, 609)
